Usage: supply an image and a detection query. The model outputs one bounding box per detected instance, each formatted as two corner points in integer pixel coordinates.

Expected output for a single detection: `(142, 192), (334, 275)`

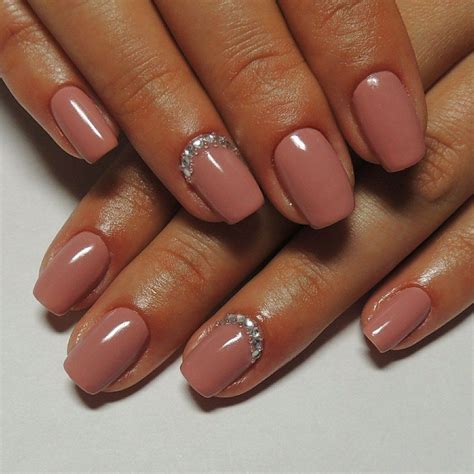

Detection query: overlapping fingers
(181, 54), (473, 397)
(57, 52), (472, 396)
(4, 0), (436, 227)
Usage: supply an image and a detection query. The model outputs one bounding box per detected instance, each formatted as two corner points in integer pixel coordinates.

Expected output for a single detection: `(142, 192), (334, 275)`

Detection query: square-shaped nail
(33, 231), (110, 315)
(181, 314), (263, 397)
(51, 86), (118, 163)
(64, 308), (149, 394)
(180, 133), (264, 224)
(352, 71), (425, 172)
(363, 287), (431, 352)
(274, 128), (354, 228)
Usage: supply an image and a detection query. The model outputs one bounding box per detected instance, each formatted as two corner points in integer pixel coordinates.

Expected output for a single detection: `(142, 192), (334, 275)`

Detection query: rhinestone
(252, 349), (261, 359)
(245, 319), (255, 330)
(227, 314), (237, 323)
(192, 138), (203, 148)
(254, 341), (263, 351)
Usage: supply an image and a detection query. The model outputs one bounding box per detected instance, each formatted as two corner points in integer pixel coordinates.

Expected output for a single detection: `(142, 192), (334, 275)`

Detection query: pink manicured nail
(274, 128), (354, 228)
(180, 133), (264, 224)
(363, 287), (431, 352)
(352, 71), (425, 172)
(181, 314), (263, 398)
(50, 86), (118, 163)
(64, 308), (148, 394)
(33, 231), (110, 316)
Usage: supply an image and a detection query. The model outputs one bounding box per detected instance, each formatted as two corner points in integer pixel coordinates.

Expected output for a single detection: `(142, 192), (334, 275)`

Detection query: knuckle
(318, 0), (371, 28)
(217, 28), (305, 104)
(411, 130), (473, 204)
(153, 231), (218, 297)
(99, 53), (188, 120)
(276, 251), (333, 303)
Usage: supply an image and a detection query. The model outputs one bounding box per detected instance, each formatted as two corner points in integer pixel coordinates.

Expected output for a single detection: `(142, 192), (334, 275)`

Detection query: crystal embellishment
(179, 132), (240, 182)
(218, 314), (263, 363)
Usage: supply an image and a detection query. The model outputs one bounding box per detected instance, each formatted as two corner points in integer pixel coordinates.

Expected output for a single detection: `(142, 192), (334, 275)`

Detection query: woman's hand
(31, 0), (473, 396)
(1, 0), (428, 227)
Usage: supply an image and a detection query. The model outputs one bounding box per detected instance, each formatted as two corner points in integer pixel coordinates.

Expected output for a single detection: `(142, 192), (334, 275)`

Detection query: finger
(361, 198), (473, 353)
(0, 0), (118, 162)
(33, 146), (178, 315)
(279, 0), (427, 172)
(397, 0), (474, 90)
(63, 208), (295, 394)
(28, 0), (263, 224)
(156, 0), (355, 228)
(181, 55), (474, 398)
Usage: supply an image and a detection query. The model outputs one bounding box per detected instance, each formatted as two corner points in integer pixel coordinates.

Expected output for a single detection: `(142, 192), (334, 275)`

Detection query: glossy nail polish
(64, 308), (149, 394)
(180, 133), (264, 224)
(352, 71), (425, 172)
(274, 128), (354, 228)
(33, 231), (110, 315)
(363, 287), (431, 352)
(51, 86), (118, 163)
(181, 314), (263, 398)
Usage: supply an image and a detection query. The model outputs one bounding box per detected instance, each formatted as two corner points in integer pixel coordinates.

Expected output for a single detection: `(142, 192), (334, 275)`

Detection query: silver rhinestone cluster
(180, 133), (240, 182)
(219, 314), (263, 362)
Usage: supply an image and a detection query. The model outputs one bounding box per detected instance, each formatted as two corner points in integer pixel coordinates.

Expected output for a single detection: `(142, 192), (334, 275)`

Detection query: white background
(1, 83), (472, 473)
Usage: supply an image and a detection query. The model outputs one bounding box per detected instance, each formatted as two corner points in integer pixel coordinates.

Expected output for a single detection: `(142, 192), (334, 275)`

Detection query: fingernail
(64, 308), (148, 394)
(180, 133), (264, 224)
(352, 71), (425, 172)
(363, 287), (431, 352)
(274, 128), (354, 228)
(51, 86), (118, 163)
(33, 231), (110, 316)
(181, 314), (263, 398)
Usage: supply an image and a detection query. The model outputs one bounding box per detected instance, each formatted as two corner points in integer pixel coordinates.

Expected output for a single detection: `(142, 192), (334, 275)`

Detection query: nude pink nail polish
(64, 308), (149, 394)
(180, 133), (264, 224)
(363, 287), (431, 352)
(50, 86), (118, 163)
(274, 128), (354, 228)
(181, 314), (263, 397)
(352, 71), (425, 172)
(33, 232), (110, 316)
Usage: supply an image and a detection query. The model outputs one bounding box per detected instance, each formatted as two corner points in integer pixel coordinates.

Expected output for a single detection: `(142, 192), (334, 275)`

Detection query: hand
(31, 0), (473, 396)
(1, 0), (427, 227)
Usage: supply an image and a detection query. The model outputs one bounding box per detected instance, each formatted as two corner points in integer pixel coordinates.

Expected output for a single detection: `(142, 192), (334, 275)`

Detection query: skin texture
(60, 51), (472, 395)
(25, 0), (474, 396)
(1, 0), (427, 226)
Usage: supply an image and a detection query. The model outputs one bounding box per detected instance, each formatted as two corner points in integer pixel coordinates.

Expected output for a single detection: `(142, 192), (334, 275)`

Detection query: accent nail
(352, 71), (425, 172)
(50, 86), (118, 163)
(33, 231), (110, 316)
(181, 314), (263, 398)
(274, 128), (354, 228)
(64, 308), (148, 394)
(363, 287), (431, 352)
(180, 133), (264, 224)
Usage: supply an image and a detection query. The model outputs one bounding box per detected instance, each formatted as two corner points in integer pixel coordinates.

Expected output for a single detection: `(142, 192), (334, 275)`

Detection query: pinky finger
(0, 0), (118, 162)
(361, 198), (474, 353)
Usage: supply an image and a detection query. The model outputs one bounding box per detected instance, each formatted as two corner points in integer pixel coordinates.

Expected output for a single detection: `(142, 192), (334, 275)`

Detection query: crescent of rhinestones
(180, 132), (240, 182)
(218, 314), (263, 363)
